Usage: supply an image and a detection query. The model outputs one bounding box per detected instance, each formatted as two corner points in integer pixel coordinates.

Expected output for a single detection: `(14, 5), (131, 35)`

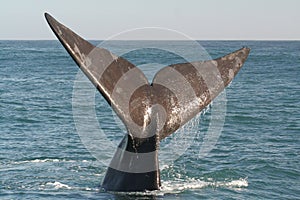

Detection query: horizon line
(1, 38), (300, 41)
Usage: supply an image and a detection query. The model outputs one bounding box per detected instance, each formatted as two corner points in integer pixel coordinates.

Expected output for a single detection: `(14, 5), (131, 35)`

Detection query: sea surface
(0, 40), (299, 199)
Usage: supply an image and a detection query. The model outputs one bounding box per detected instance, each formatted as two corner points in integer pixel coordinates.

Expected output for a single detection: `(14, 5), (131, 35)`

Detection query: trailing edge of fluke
(45, 13), (250, 192)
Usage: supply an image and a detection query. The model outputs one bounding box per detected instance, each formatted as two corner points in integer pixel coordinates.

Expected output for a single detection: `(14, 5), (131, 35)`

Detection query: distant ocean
(0, 40), (299, 199)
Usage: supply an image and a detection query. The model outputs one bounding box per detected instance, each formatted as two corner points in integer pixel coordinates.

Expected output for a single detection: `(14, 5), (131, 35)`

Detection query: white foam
(161, 179), (209, 193)
(111, 190), (165, 197)
(40, 181), (99, 192)
(109, 178), (210, 196)
(161, 177), (248, 194)
(45, 181), (72, 189)
(103, 177), (249, 197)
(223, 178), (249, 188)
(32, 159), (60, 163)
(12, 158), (82, 164)
(12, 159), (59, 164)
(159, 164), (170, 170)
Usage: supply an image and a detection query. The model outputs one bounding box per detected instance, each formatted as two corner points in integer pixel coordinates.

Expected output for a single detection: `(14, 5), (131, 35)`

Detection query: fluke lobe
(45, 13), (250, 192)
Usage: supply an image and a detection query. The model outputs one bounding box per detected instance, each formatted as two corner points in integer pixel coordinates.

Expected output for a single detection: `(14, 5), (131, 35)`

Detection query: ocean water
(0, 40), (299, 199)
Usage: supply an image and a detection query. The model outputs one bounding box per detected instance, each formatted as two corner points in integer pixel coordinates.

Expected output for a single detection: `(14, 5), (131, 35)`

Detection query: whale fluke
(45, 13), (250, 192)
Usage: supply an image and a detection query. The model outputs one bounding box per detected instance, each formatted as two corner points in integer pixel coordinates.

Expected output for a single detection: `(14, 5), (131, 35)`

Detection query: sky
(0, 0), (299, 40)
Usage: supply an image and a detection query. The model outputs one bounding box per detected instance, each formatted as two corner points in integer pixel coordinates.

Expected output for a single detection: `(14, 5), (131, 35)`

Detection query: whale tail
(45, 13), (250, 191)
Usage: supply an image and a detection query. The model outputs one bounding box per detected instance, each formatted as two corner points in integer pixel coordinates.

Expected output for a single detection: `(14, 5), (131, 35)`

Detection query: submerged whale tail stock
(45, 13), (250, 192)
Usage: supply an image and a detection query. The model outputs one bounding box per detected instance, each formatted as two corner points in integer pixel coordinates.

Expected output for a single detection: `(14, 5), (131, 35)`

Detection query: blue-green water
(0, 41), (299, 199)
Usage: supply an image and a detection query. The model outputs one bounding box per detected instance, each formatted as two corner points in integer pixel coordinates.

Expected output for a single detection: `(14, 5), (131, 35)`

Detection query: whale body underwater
(45, 13), (250, 192)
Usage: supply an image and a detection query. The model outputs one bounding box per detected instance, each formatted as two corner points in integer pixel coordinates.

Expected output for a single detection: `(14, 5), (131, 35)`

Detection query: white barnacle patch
(110, 52), (118, 61)
(56, 26), (63, 36)
(221, 56), (227, 61)
(74, 44), (83, 60)
(235, 56), (242, 67)
(116, 87), (123, 94)
(143, 107), (152, 130)
(198, 94), (206, 105)
(73, 44), (88, 66)
(84, 57), (92, 67)
(229, 54), (235, 60)
(123, 74), (128, 81)
(170, 97), (175, 106)
(228, 69), (234, 80)
(211, 60), (218, 67)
